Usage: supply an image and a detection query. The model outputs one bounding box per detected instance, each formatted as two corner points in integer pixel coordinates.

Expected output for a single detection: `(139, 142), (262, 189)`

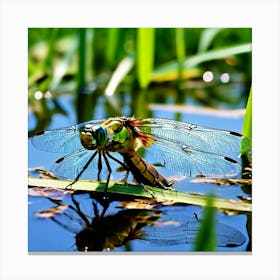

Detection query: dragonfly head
(106, 120), (135, 150)
(80, 124), (107, 150)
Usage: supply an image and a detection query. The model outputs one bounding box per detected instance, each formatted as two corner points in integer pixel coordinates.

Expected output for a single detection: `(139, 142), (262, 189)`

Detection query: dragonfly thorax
(80, 124), (107, 150)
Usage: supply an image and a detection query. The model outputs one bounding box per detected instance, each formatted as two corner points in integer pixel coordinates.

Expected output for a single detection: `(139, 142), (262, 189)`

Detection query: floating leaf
(190, 178), (252, 186)
(28, 186), (73, 200)
(28, 177), (252, 212)
(28, 167), (58, 179)
(35, 204), (68, 218)
(120, 198), (174, 210)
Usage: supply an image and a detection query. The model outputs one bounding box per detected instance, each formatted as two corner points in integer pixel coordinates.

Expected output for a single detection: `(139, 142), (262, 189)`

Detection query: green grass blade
(197, 28), (224, 53)
(106, 28), (120, 68)
(194, 193), (216, 251)
(185, 43), (252, 67)
(77, 28), (94, 91)
(242, 88), (252, 142)
(175, 28), (186, 80)
(105, 55), (135, 97)
(43, 28), (59, 73)
(28, 177), (251, 212)
(77, 28), (86, 91)
(104, 55), (135, 110)
(153, 43), (251, 74)
(136, 28), (155, 89)
(49, 36), (78, 91)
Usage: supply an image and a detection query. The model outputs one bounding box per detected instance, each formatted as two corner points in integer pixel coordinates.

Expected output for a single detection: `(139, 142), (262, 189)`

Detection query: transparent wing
(141, 220), (246, 247)
(139, 118), (244, 157)
(215, 223), (247, 247)
(147, 139), (241, 177)
(51, 149), (99, 179)
(31, 119), (105, 153)
(51, 148), (124, 181)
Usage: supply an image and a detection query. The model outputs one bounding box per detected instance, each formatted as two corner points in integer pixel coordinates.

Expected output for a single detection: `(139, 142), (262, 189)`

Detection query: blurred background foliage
(28, 28), (252, 136)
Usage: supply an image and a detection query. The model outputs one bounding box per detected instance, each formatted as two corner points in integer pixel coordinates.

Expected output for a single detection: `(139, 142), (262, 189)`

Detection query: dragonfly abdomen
(122, 149), (174, 190)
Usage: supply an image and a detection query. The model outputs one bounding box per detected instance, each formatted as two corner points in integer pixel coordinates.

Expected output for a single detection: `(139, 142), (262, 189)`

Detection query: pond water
(28, 89), (251, 253)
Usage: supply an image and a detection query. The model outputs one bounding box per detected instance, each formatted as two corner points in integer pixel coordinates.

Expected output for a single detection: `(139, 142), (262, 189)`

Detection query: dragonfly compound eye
(80, 125), (107, 149)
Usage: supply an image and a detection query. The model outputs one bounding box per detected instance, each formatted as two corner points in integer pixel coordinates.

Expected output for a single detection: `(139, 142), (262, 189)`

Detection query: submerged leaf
(28, 186), (73, 200)
(35, 204), (68, 218)
(120, 198), (175, 210)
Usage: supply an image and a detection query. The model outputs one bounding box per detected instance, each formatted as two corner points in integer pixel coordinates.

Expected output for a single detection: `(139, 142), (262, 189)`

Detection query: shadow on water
(28, 189), (248, 252)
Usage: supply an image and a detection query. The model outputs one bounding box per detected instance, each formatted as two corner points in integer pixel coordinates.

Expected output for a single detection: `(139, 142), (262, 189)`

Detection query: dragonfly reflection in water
(33, 192), (246, 251)
(32, 117), (246, 193)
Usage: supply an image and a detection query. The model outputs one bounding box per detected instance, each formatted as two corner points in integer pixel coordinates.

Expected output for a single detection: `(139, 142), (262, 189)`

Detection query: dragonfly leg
(93, 196), (111, 218)
(120, 170), (130, 184)
(70, 193), (91, 227)
(99, 202), (109, 218)
(102, 152), (112, 199)
(140, 183), (155, 198)
(66, 151), (98, 189)
(105, 151), (128, 170)
(194, 212), (200, 222)
(92, 201), (100, 218)
(97, 151), (102, 181)
(105, 151), (130, 183)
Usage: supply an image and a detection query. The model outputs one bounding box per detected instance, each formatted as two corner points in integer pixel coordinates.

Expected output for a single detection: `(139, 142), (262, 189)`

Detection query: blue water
(28, 94), (250, 252)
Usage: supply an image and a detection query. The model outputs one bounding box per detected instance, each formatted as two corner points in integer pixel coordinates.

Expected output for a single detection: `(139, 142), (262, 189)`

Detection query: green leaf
(77, 28), (94, 91)
(106, 28), (120, 68)
(104, 55), (135, 111)
(105, 55), (135, 97)
(194, 193), (216, 251)
(137, 28), (155, 89)
(185, 43), (252, 67)
(153, 43), (252, 74)
(175, 28), (186, 80)
(49, 37), (78, 91)
(151, 67), (201, 82)
(197, 28), (224, 53)
(241, 87), (252, 155)
(28, 177), (252, 213)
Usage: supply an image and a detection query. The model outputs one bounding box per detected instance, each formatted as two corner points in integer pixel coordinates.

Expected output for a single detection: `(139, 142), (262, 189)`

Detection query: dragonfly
(32, 116), (245, 193)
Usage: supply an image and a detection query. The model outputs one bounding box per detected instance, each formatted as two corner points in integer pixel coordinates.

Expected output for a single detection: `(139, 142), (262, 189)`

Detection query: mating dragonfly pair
(32, 116), (245, 193)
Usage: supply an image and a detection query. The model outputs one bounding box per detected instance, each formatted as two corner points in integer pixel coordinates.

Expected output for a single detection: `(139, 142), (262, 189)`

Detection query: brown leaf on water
(28, 168), (58, 179)
(190, 178), (252, 186)
(222, 209), (242, 216)
(237, 195), (252, 203)
(119, 198), (175, 210)
(35, 204), (68, 218)
(28, 186), (73, 200)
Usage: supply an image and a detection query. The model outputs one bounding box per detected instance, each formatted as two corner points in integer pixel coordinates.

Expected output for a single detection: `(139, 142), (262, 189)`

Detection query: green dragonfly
(32, 116), (245, 192)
